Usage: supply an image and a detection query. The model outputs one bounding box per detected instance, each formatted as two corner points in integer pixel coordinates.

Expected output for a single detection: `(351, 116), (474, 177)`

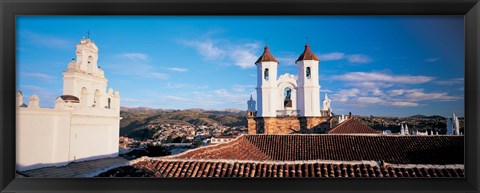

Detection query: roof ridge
(296, 44), (320, 62)
(327, 116), (353, 133)
(255, 46), (278, 64)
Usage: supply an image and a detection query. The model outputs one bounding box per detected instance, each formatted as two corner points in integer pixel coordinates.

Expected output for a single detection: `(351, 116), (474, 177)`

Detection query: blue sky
(16, 16), (464, 117)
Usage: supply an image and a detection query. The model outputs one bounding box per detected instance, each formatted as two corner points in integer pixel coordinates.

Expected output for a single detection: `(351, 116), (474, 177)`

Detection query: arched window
(94, 89), (100, 107)
(87, 55), (94, 72)
(306, 67), (311, 79)
(284, 87), (292, 107)
(107, 98), (111, 109)
(264, 68), (269, 81)
(88, 56), (93, 64)
(81, 87), (88, 107)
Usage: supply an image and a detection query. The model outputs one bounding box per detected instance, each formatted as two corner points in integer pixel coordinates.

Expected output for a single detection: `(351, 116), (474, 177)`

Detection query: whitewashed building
(16, 37), (121, 171)
(247, 44), (332, 134)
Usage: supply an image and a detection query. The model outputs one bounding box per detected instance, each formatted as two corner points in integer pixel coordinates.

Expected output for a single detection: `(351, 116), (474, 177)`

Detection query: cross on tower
(264, 38), (269, 46)
(87, 30), (91, 39)
(305, 36), (309, 44)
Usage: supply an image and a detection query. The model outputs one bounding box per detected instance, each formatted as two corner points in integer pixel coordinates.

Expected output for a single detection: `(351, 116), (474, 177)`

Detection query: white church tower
(63, 37), (119, 109)
(296, 44), (321, 117)
(446, 113), (461, 135)
(256, 46), (279, 117)
(16, 37), (121, 171)
(247, 94), (256, 112)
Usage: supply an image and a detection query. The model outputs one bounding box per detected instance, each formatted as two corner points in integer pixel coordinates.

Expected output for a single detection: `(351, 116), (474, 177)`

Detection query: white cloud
(181, 37), (261, 69)
(348, 81), (393, 89)
(183, 40), (225, 60)
(434, 78), (464, 85)
(332, 88), (361, 102)
(22, 72), (56, 82)
(162, 95), (194, 102)
(388, 89), (405, 96)
(318, 52), (345, 61)
(357, 97), (384, 104)
(424, 57), (440, 62)
(20, 31), (72, 48)
(346, 54), (372, 64)
(230, 46), (259, 68)
(165, 82), (190, 89)
(316, 52), (371, 64)
(167, 67), (188, 72)
(117, 53), (148, 61)
(391, 101), (419, 107)
(165, 82), (209, 89)
(105, 53), (169, 80)
(331, 72), (434, 84)
(144, 72), (169, 79)
(403, 89), (461, 102)
(371, 88), (384, 96)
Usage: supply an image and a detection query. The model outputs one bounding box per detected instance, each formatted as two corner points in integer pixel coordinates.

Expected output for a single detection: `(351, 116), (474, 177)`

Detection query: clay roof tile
(296, 44), (320, 62)
(255, 46), (279, 64)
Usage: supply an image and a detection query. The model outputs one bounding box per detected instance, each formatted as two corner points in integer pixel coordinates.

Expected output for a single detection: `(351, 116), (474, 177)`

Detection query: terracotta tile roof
(327, 117), (380, 134)
(169, 135), (464, 164)
(296, 44), (319, 62)
(255, 46), (279, 64)
(130, 159), (464, 178)
(173, 136), (271, 160)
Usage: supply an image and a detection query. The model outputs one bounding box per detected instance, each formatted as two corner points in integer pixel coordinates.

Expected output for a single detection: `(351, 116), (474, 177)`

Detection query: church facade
(247, 44), (332, 134)
(16, 38), (121, 171)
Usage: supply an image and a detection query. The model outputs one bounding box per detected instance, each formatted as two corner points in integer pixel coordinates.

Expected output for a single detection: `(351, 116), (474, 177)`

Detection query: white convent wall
(69, 108), (120, 162)
(16, 107), (120, 171)
(16, 108), (72, 171)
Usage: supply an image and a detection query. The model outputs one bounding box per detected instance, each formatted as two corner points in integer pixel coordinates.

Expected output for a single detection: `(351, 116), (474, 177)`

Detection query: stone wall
(248, 116), (329, 134)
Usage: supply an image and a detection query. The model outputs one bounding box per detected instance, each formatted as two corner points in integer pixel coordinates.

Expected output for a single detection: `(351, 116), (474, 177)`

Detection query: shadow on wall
(16, 153), (118, 172)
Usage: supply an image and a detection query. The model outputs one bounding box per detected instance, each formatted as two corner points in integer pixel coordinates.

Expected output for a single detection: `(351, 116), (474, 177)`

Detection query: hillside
(120, 107), (247, 138)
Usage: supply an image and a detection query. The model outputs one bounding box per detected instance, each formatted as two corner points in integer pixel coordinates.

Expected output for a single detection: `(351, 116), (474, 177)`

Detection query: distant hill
(120, 107), (247, 138)
(408, 114), (446, 119)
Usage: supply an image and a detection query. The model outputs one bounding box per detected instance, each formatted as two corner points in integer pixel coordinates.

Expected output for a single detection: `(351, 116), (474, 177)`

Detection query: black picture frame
(1, 0), (479, 192)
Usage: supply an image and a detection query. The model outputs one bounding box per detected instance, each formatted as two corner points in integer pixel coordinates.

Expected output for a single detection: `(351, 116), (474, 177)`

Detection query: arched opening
(264, 68), (269, 81)
(87, 55), (94, 72)
(284, 87), (292, 108)
(94, 89), (100, 107)
(306, 67), (311, 79)
(107, 98), (111, 109)
(81, 87), (88, 107)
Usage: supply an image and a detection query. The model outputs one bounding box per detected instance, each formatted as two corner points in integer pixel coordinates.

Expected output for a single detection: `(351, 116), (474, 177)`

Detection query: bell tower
(296, 44), (321, 117)
(62, 37), (108, 108)
(255, 46), (279, 117)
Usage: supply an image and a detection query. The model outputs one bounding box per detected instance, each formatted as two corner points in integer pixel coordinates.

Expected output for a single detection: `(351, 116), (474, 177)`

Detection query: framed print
(1, 0), (479, 193)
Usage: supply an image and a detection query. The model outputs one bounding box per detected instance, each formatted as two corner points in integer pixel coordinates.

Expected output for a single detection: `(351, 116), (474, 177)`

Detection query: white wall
(16, 106), (120, 171)
(16, 108), (72, 171)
